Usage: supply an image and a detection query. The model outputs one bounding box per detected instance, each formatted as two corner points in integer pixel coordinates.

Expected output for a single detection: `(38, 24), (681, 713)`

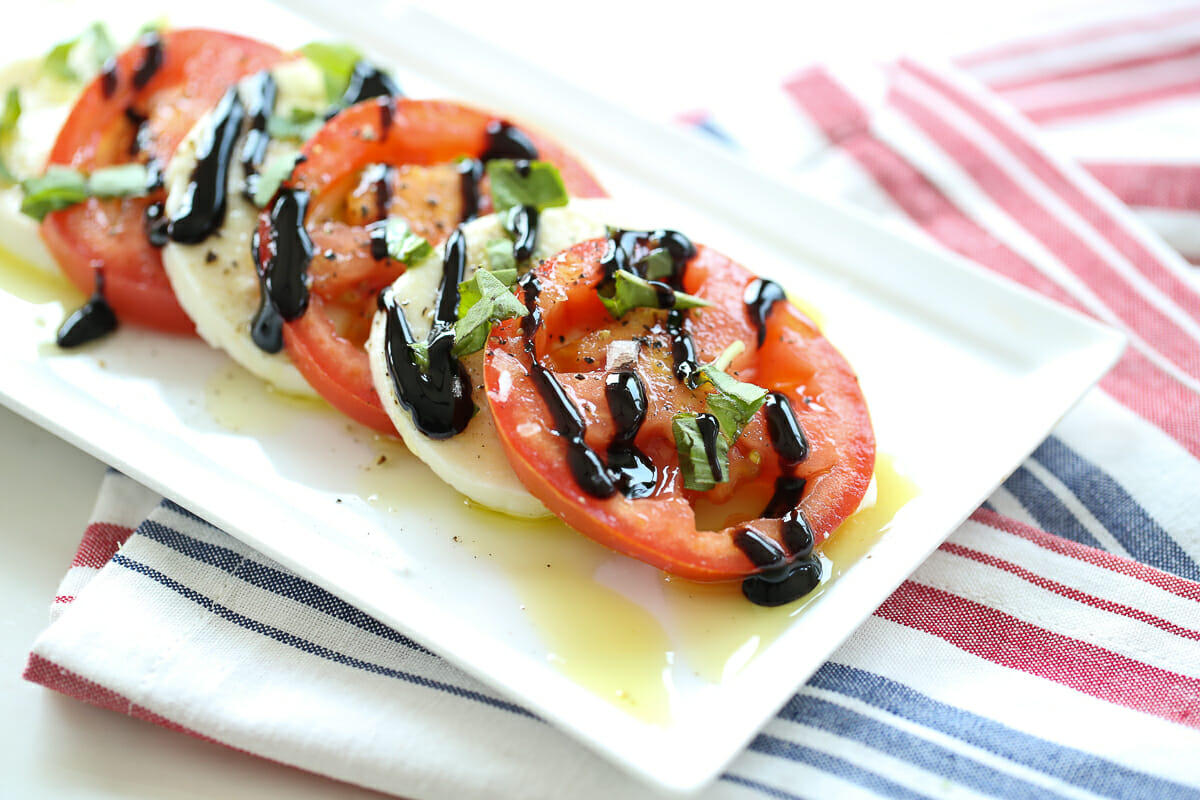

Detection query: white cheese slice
(367, 203), (608, 518)
(161, 57), (327, 398)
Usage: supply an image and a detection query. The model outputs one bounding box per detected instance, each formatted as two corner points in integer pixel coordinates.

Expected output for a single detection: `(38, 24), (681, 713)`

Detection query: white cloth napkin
(25, 4), (1200, 798)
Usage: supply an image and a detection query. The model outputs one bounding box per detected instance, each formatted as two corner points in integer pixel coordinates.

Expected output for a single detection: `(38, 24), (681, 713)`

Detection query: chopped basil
(485, 238), (517, 272)
(670, 341), (769, 491)
(43, 22), (117, 83)
(697, 341), (768, 441)
(637, 247), (674, 281)
(20, 163), (150, 221)
(599, 269), (709, 319)
(252, 152), (301, 207)
(672, 413), (729, 492)
(266, 107), (323, 143)
(298, 41), (363, 103)
(452, 268), (527, 357)
(86, 163), (150, 197)
(381, 218), (433, 265)
(0, 87), (20, 184)
(485, 159), (569, 215)
(409, 340), (430, 372)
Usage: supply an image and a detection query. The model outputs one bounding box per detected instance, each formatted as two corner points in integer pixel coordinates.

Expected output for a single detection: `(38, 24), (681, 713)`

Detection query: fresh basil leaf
(0, 88), (20, 185)
(637, 248), (674, 281)
(452, 268), (527, 357)
(485, 238), (516, 273)
(382, 218), (433, 265)
(43, 22), (117, 83)
(252, 152), (301, 207)
(299, 41), (363, 103)
(266, 107), (323, 143)
(599, 269), (709, 319)
(1, 87), (20, 137)
(696, 341), (768, 442)
(20, 163), (149, 221)
(485, 159), (568, 215)
(672, 412), (728, 492)
(409, 340), (430, 373)
(20, 166), (88, 220)
(86, 163), (150, 198)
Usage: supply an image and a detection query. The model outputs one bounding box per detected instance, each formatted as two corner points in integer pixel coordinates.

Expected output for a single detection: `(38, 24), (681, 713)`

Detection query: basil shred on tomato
(40, 29), (283, 337)
(482, 234), (875, 603)
(252, 96), (606, 434)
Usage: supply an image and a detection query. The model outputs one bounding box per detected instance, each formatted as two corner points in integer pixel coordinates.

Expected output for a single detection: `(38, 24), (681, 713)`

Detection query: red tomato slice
(40, 29), (283, 333)
(262, 97), (606, 434)
(483, 238), (875, 585)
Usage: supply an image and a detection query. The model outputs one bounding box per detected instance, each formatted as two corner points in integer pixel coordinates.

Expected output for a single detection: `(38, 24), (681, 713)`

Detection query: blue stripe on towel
(111, 552), (539, 720)
(776, 694), (1079, 800)
(1032, 437), (1200, 581)
(738, 737), (936, 800)
(1000, 464), (1105, 549)
(810, 663), (1200, 800)
(141, 510), (432, 655)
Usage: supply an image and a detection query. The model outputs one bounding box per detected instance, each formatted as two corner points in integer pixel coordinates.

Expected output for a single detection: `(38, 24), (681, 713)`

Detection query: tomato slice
(260, 97), (606, 433)
(483, 237), (875, 591)
(40, 29), (283, 333)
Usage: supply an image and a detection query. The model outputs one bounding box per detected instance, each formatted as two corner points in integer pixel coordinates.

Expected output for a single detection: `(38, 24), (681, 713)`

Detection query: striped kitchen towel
(25, 4), (1200, 799)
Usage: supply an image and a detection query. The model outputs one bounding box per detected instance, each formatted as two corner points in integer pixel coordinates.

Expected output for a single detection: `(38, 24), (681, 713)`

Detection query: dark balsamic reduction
(695, 413), (724, 483)
(667, 309), (699, 386)
(601, 229), (695, 287)
(380, 227), (475, 438)
(744, 277), (786, 348)
(132, 33), (163, 90)
(741, 559), (821, 607)
(100, 59), (118, 98)
(519, 273), (616, 498)
(123, 107), (148, 157)
(250, 188), (313, 352)
(167, 87), (246, 244)
(456, 158), (483, 224)
(57, 272), (117, 348)
(507, 205), (538, 261)
(604, 370), (656, 498)
(481, 120), (539, 161)
(339, 61), (403, 107)
(238, 72), (277, 205)
(763, 391), (808, 466)
(143, 201), (169, 247)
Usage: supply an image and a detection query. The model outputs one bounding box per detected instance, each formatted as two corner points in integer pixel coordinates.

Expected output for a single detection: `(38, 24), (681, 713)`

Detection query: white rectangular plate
(0, 2), (1125, 794)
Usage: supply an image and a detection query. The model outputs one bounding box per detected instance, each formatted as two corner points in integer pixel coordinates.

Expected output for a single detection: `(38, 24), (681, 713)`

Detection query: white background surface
(0, 0), (1159, 797)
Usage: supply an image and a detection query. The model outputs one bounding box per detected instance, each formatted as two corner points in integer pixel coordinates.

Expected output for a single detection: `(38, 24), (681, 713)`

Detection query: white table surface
(0, 0), (1137, 796)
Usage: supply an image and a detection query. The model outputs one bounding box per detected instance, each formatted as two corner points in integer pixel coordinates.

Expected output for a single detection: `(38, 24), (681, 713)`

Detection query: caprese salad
(2, 22), (876, 606)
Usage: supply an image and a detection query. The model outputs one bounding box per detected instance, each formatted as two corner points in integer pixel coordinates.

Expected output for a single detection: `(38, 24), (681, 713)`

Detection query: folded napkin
(25, 5), (1200, 798)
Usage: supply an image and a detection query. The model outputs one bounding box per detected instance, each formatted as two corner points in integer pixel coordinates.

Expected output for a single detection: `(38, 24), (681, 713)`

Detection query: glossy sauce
(167, 87), (246, 244)
(379, 227), (474, 438)
(238, 72), (277, 205)
(56, 271), (117, 348)
(131, 33), (163, 90)
(604, 369), (656, 499)
(744, 277), (787, 349)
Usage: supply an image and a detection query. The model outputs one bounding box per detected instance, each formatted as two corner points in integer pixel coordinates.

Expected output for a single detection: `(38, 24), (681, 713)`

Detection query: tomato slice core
(484, 239), (876, 582)
(263, 97), (606, 434)
(40, 29), (284, 334)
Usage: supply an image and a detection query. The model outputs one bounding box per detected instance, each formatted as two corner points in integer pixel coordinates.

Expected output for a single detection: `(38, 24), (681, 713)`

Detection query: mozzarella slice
(0, 57), (87, 273)
(161, 58), (327, 398)
(367, 204), (608, 518)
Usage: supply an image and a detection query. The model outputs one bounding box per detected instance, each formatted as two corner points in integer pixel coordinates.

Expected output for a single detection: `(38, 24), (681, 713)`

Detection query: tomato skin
(484, 239), (875, 582)
(40, 29), (283, 334)
(270, 97), (606, 434)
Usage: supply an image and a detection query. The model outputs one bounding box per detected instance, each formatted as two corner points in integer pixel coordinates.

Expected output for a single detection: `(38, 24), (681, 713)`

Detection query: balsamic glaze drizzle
(456, 122), (544, 259)
(131, 33), (163, 90)
(250, 188), (313, 352)
(520, 273), (616, 498)
(744, 277), (786, 348)
(763, 391), (809, 466)
(604, 370), (656, 498)
(379, 227), (476, 438)
(57, 271), (118, 348)
(507, 205), (538, 261)
(238, 72), (277, 205)
(167, 87), (246, 245)
(100, 59), (118, 98)
(481, 120), (539, 162)
(338, 61), (403, 108)
(364, 163), (395, 260)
